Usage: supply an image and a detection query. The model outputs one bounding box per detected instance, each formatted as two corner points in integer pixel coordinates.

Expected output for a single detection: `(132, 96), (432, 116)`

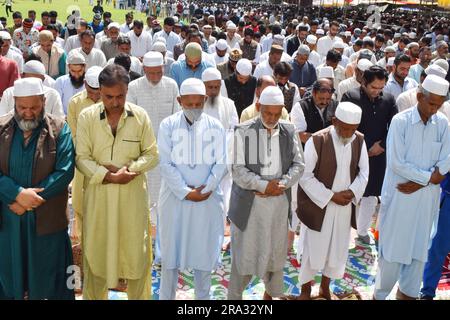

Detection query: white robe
(298, 127), (369, 281)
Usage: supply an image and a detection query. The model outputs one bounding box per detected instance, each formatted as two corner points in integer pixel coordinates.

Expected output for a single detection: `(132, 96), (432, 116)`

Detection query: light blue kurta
(379, 106), (450, 265)
(157, 111), (227, 271)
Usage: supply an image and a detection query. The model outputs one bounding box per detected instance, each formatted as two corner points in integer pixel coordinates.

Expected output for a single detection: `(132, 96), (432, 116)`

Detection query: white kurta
(298, 127), (369, 281)
(158, 112), (227, 271)
(336, 76), (360, 102)
(127, 31), (153, 58)
(152, 30), (181, 53)
(5, 49), (24, 73)
(72, 47), (107, 70)
(0, 85), (64, 117)
(127, 75), (180, 210)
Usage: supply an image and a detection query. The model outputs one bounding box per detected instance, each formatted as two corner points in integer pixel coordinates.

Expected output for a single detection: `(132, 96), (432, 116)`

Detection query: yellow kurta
(67, 90), (98, 241)
(75, 102), (159, 287)
(239, 103), (290, 123)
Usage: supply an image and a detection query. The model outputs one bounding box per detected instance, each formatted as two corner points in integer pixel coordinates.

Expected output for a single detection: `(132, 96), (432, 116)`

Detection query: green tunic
(0, 122), (75, 300)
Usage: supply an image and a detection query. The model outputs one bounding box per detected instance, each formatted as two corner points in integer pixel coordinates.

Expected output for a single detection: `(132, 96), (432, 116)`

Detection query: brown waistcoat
(296, 126), (364, 232)
(0, 113), (70, 236)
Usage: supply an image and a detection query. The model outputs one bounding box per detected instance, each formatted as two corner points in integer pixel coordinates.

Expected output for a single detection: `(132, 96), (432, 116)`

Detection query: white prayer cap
(318, 66), (334, 79)
(433, 59), (449, 73)
(335, 101), (362, 125)
(306, 34), (317, 44)
(408, 32), (417, 39)
(236, 58), (252, 76)
(425, 64), (447, 79)
(333, 41), (346, 49)
(108, 22), (120, 30)
(172, 16), (179, 23)
(297, 45), (310, 55)
(316, 29), (324, 35)
(67, 50), (86, 65)
(85, 66), (103, 88)
(155, 37), (166, 45)
(23, 60), (46, 75)
(407, 42), (419, 49)
(143, 51), (164, 67)
(0, 30), (11, 40)
(152, 41), (167, 53)
(13, 78), (45, 97)
(357, 59), (373, 72)
(363, 36), (372, 42)
(354, 28), (361, 34)
(216, 39), (228, 51)
(425, 33), (433, 39)
(422, 74), (449, 97)
(387, 57), (396, 67)
(384, 46), (396, 53)
(227, 23), (237, 30)
(202, 67), (221, 82)
(226, 20), (233, 28)
(273, 34), (284, 45)
(259, 86), (284, 106)
(179, 78), (206, 96)
(202, 24), (212, 30)
(394, 32), (401, 38)
(344, 31), (352, 37)
(292, 19), (299, 25)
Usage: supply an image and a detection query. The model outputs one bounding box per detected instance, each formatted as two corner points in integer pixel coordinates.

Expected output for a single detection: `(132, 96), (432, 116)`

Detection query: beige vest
(33, 45), (65, 78)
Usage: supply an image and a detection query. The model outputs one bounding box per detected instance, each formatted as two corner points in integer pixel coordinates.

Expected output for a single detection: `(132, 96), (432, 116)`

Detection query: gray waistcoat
(228, 118), (296, 232)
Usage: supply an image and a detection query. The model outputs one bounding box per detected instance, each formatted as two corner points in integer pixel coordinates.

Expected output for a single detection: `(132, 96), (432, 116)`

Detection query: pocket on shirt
(431, 142), (442, 161)
(122, 137), (141, 158)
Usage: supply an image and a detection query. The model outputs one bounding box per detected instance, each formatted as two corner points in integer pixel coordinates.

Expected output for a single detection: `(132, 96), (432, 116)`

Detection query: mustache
(14, 108), (44, 131)
(70, 73), (85, 88)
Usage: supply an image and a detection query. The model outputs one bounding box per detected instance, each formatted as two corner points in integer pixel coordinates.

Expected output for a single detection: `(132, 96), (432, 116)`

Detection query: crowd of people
(0, 0), (449, 301)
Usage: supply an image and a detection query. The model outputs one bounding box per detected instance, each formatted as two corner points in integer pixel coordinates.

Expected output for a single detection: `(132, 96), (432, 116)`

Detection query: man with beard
(0, 78), (75, 299)
(273, 62), (300, 113)
(316, 21), (341, 58)
(239, 28), (261, 67)
(217, 48), (242, 80)
(224, 58), (257, 119)
(55, 50), (87, 114)
(213, 39), (229, 66)
(66, 66), (103, 244)
(76, 64), (158, 299)
(0, 60), (64, 117)
(408, 46), (432, 84)
(406, 42), (420, 65)
(296, 102), (368, 300)
(383, 54), (418, 98)
(170, 42), (214, 88)
(126, 51), (179, 265)
(100, 22), (120, 61)
(158, 78), (227, 299)
(341, 66), (398, 245)
(72, 30), (106, 70)
(287, 25), (308, 57)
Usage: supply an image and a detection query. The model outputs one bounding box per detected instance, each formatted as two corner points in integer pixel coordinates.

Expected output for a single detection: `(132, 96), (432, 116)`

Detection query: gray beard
(207, 95), (217, 106)
(14, 109), (44, 132)
(339, 136), (352, 145)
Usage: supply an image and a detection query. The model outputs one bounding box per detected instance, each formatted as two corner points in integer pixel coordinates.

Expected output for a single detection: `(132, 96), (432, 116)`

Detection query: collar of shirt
(411, 104), (437, 125)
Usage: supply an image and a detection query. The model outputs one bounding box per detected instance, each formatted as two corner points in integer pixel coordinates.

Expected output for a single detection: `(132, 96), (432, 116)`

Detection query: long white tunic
(0, 85), (64, 117)
(379, 106), (450, 265)
(158, 112), (227, 271)
(127, 30), (153, 58)
(127, 76), (180, 207)
(298, 127), (369, 271)
(72, 47), (107, 70)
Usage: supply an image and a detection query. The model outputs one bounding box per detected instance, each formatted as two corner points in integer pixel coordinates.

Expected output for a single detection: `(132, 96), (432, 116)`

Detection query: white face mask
(183, 107), (203, 123)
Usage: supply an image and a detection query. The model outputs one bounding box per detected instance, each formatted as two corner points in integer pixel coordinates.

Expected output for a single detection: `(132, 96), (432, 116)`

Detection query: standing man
(158, 78), (227, 300)
(408, 46), (432, 84)
(297, 101), (369, 300)
(127, 20), (152, 61)
(73, 30), (107, 70)
(227, 86), (304, 300)
(152, 17), (181, 54)
(383, 54), (418, 98)
(374, 75), (450, 300)
(316, 21), (341, 58)
(341, 66), (398, 244)
(66, 66), (103, 244)
(12, 18), (39, 58)
(0, 78), (75, 300)
(289, 45), (317, 97)
(76, 64), (159, 300)
(0, 36), (19, 97)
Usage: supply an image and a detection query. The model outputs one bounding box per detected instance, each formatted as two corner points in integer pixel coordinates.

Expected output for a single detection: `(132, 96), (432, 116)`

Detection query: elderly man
(297, 101), (369, 300)
(212, 39), (229, 65)
(224, 58), (257, 118)
(374, 75), (450, 300)
(33, 30), (66, 79)
(100, 22), (120, 61)
(306, 35), (321, 68)
(0, 60), (64, 117)
(151, 41), (174, 77)
(217, 48), (242, 80)
(432, 41), (449, 63)
(66, 66), (103, 244)
(226, 22), (241, 49)
(127, 51), (179, 263)
(0, 78), (75, 300)
(289, 45), (317, 97)
(158, 78), (227, 300)
(253, 45), (283, 80)
(240, 75), (290, 123)
(76, 64), (159, 300)
(341, 66), (398, 244)
(0, 31), (24, 73)
(228, 86), (304, 300)
(73, 30), (107, 70)
(170, 42), (214, 88)
(55, 50), (87, 114)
